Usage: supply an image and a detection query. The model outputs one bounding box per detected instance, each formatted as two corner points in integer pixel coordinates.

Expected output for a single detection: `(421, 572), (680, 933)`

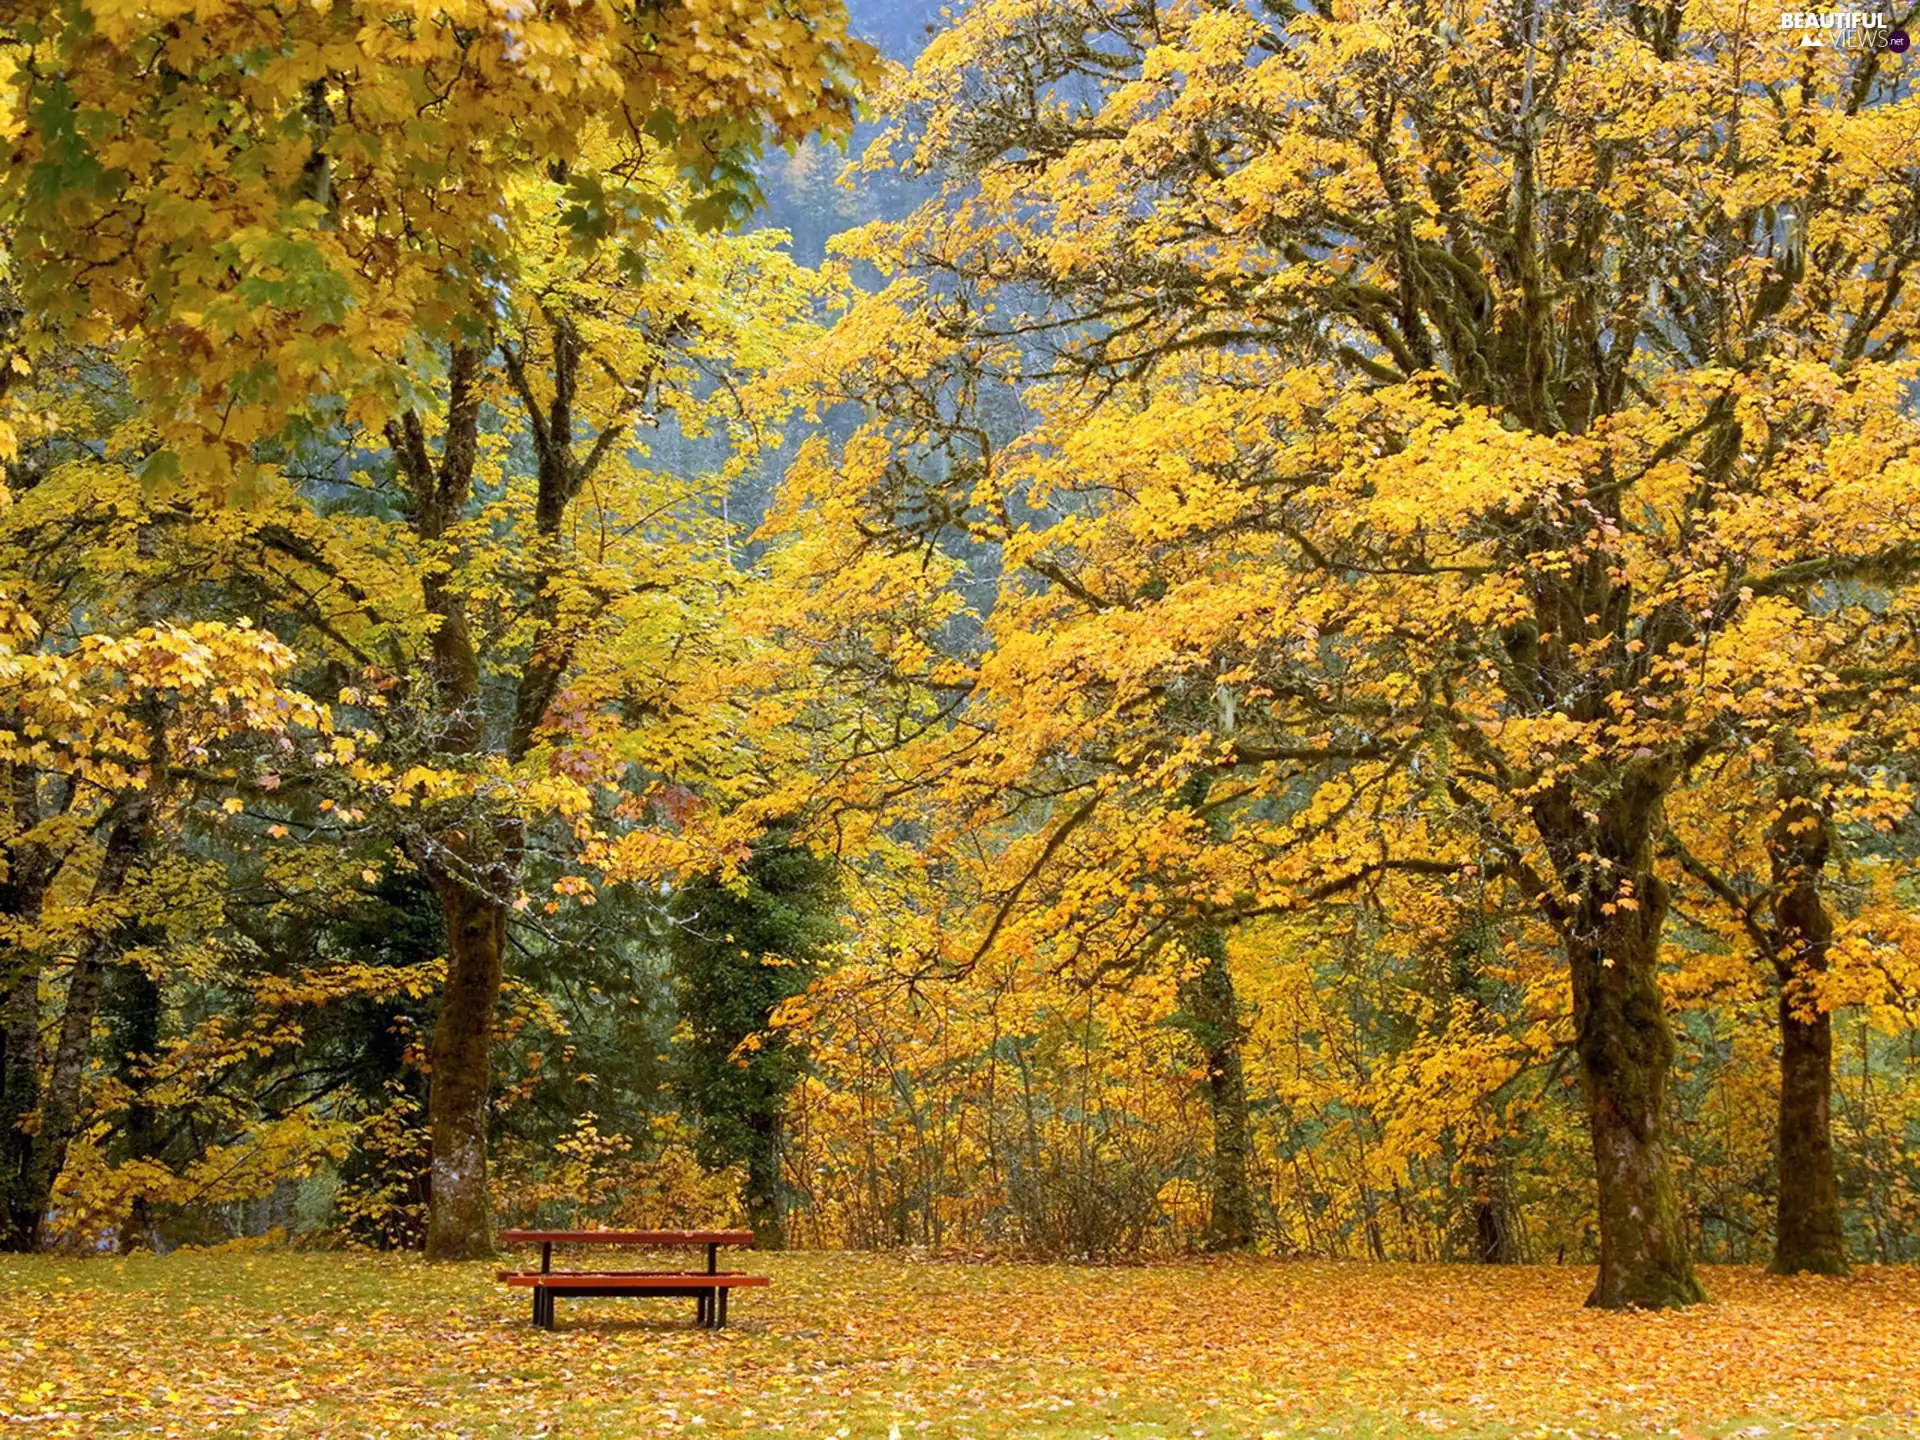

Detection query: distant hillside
(756, 0), (948, 263)
(711, 0), (952, 539)
(849, 0), (948, 59)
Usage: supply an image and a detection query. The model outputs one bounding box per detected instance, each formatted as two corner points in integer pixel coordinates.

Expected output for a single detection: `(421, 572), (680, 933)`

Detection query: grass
(3, 1250), (1916, 1438)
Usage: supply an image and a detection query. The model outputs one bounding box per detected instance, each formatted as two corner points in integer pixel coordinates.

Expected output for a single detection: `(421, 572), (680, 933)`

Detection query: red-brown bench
(496, 1229), (764, 1330)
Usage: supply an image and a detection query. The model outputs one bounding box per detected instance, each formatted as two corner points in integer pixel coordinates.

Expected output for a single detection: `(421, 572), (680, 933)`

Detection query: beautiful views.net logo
(1779, 10), (1912, 50)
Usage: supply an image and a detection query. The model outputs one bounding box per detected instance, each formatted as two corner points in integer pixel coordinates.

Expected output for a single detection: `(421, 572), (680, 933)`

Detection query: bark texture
(1767, 786), (1847, 1276)
(1178, 927), (1256, 1251)
(423, 870), (506, 1261)
(1772, 988), (1844, 1275)
(1534, 771), (1704, 1310)
(1568, 871), (1703, 1309)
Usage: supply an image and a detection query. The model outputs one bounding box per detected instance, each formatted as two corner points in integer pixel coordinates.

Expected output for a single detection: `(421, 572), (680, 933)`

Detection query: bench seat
(496, 1270), (768, 1288)
(496, 1269), (768, 1329)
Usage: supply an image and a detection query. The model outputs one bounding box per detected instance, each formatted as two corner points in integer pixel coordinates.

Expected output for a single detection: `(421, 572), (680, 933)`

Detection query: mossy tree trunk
(1178, 927), (1256, 1252)
(1767, 783), (1847, 1276)
(1568, 888), (1703, 1309)
(1535, 777), (1704, 1310)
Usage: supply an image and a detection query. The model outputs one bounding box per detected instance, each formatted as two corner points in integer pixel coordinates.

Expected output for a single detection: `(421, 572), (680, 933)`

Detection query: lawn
(2, 1251), (1914, 1438)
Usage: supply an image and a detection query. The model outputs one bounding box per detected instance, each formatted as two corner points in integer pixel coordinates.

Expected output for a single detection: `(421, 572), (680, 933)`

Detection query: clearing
(2, 1252), (1914, 1438)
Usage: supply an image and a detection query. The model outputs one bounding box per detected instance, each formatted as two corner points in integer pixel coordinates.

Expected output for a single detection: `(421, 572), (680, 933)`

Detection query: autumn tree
(762, 0), (1920, 1308)
(1667, 639), (1920, 1277)
(3, 0), (880, 1259)
(236, 208), (840, 1256)
(1, 0), (877, 489)
(1669, 742), (1854, 1275)
(0, 417), (325, 1247)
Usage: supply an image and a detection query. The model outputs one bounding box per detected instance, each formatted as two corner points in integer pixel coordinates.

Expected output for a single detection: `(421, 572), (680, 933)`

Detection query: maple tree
(0, 413), (329, 1247)
(1666, 673), (1920, 1277)
(756, 0), (1920, 1308)
(0, 0), (877, 490)
(229, 197), (851, 1260)
(2, 0), (880, 1260)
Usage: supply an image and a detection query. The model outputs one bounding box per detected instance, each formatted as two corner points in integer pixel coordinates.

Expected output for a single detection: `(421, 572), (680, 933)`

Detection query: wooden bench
(496, 1270), (770, 1329)
(496, 1229), (764, 1330)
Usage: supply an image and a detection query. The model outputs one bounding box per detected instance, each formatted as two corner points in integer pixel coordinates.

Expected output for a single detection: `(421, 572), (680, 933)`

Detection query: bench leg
(718, 1286), (729, 1329)
(695, 1291), (710, 1327)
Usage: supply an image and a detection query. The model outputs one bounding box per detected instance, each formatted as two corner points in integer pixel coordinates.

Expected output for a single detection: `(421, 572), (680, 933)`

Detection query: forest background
(0, 0), (1917, 1322)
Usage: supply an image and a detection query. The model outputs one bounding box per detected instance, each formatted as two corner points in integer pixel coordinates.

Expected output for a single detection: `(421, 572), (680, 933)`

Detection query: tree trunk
(1767, 787), (1847, 1275)
(110, 960), (162, 1252)
(29, 799), (151, 1246)
(392, 348), (511, 1262)
(1529, 766), (1704, 1310)
(423, 869), (505, 1260)
(0, 969), (41, 1249)
(1773, 994), (1844, 1274)
(0, 762), (59, 1250)
(1474, 1194), (1513, 1264)
(1569, 870), (1704, 1309)
(745, 1117), (786, 1251)
(1468, 1145), (1514, 1263)
(1179, 927), (1256, 1251)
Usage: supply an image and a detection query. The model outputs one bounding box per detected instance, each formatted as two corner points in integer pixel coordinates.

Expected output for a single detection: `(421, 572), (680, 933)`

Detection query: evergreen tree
(669, 834), (839, 1247)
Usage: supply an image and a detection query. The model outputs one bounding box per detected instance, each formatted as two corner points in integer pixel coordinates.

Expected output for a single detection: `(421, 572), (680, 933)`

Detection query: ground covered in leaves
(2, 1251), (1914, 1438)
